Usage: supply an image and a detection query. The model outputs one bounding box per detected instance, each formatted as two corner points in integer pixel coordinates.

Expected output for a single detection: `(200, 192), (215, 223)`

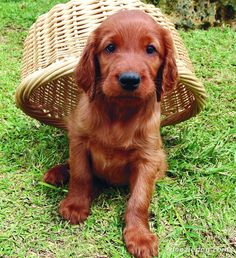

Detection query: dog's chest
(86, 118), (153, 185)
(88, 142), (135, 185)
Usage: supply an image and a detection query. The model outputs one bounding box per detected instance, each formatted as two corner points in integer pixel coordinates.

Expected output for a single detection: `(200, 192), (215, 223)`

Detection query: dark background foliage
(146, 0), (235, 29)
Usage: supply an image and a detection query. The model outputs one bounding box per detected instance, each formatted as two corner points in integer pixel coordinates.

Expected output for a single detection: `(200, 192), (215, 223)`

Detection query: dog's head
(75, 10), (178, 102)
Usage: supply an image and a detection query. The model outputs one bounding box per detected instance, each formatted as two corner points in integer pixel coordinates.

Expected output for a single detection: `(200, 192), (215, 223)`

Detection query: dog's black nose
(118, 72), (140, 91)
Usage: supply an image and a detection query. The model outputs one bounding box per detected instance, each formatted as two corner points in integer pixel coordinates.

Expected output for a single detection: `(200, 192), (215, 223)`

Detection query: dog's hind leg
(43, 163), (70, 187)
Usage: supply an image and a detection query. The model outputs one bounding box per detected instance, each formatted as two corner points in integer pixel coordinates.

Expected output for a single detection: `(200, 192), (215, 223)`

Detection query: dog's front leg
(59, 139), (93, 224)
(124, 162), (158, 258)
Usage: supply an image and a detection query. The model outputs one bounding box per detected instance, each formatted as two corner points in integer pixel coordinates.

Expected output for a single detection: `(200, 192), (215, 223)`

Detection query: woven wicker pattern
(15, 0), (206, 129)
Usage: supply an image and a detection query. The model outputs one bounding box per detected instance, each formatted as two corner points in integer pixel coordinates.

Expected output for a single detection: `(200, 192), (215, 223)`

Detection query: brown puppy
(44, 10), (178, 258)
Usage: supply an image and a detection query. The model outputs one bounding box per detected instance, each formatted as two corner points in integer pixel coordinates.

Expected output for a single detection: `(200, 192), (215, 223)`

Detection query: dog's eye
(105, 43), (116, 53)
(146, 44), (157, 55)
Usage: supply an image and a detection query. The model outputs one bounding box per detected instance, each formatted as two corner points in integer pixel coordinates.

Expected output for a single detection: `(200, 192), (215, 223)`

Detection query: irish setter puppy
(44, 10), (177, 258)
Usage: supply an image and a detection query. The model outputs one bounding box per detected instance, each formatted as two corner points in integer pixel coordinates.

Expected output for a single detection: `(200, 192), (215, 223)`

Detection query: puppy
(44, 10), (178, 258)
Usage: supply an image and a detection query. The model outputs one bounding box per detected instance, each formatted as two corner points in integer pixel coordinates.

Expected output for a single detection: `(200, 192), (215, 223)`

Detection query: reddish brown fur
(44, 10), (178, 258)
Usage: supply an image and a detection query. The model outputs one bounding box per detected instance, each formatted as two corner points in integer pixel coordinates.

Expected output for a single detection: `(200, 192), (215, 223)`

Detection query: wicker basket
(15, 0), (206, 129)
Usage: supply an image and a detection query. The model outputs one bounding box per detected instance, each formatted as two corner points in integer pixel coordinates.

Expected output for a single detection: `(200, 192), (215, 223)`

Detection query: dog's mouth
(107, 94), (142, 104)
(112, 95), (144, 103)
(116, 95), (140, 99)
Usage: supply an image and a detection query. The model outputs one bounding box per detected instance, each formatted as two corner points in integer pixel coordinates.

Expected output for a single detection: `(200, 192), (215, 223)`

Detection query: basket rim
(16, 57), (78, 108)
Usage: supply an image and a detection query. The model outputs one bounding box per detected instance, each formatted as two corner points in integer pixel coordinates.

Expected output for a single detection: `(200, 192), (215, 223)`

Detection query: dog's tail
(43, 163), (70, 187)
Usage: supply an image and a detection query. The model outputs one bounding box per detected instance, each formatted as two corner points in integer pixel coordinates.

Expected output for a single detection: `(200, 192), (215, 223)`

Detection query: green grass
(0, 1), (235, 257)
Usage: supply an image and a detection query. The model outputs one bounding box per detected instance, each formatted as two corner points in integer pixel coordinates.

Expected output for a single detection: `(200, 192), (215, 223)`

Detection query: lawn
(0, 1), (235, 257)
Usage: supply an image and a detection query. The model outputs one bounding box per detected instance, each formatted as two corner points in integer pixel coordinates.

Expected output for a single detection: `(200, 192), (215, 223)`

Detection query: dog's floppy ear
(156, 28), (178, 101)
(75, 34), (100, 101)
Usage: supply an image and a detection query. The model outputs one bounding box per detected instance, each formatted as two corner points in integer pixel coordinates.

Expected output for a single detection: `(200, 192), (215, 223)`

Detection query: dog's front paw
(59, 197), (90, 224)
(124, 226), (158, 258)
